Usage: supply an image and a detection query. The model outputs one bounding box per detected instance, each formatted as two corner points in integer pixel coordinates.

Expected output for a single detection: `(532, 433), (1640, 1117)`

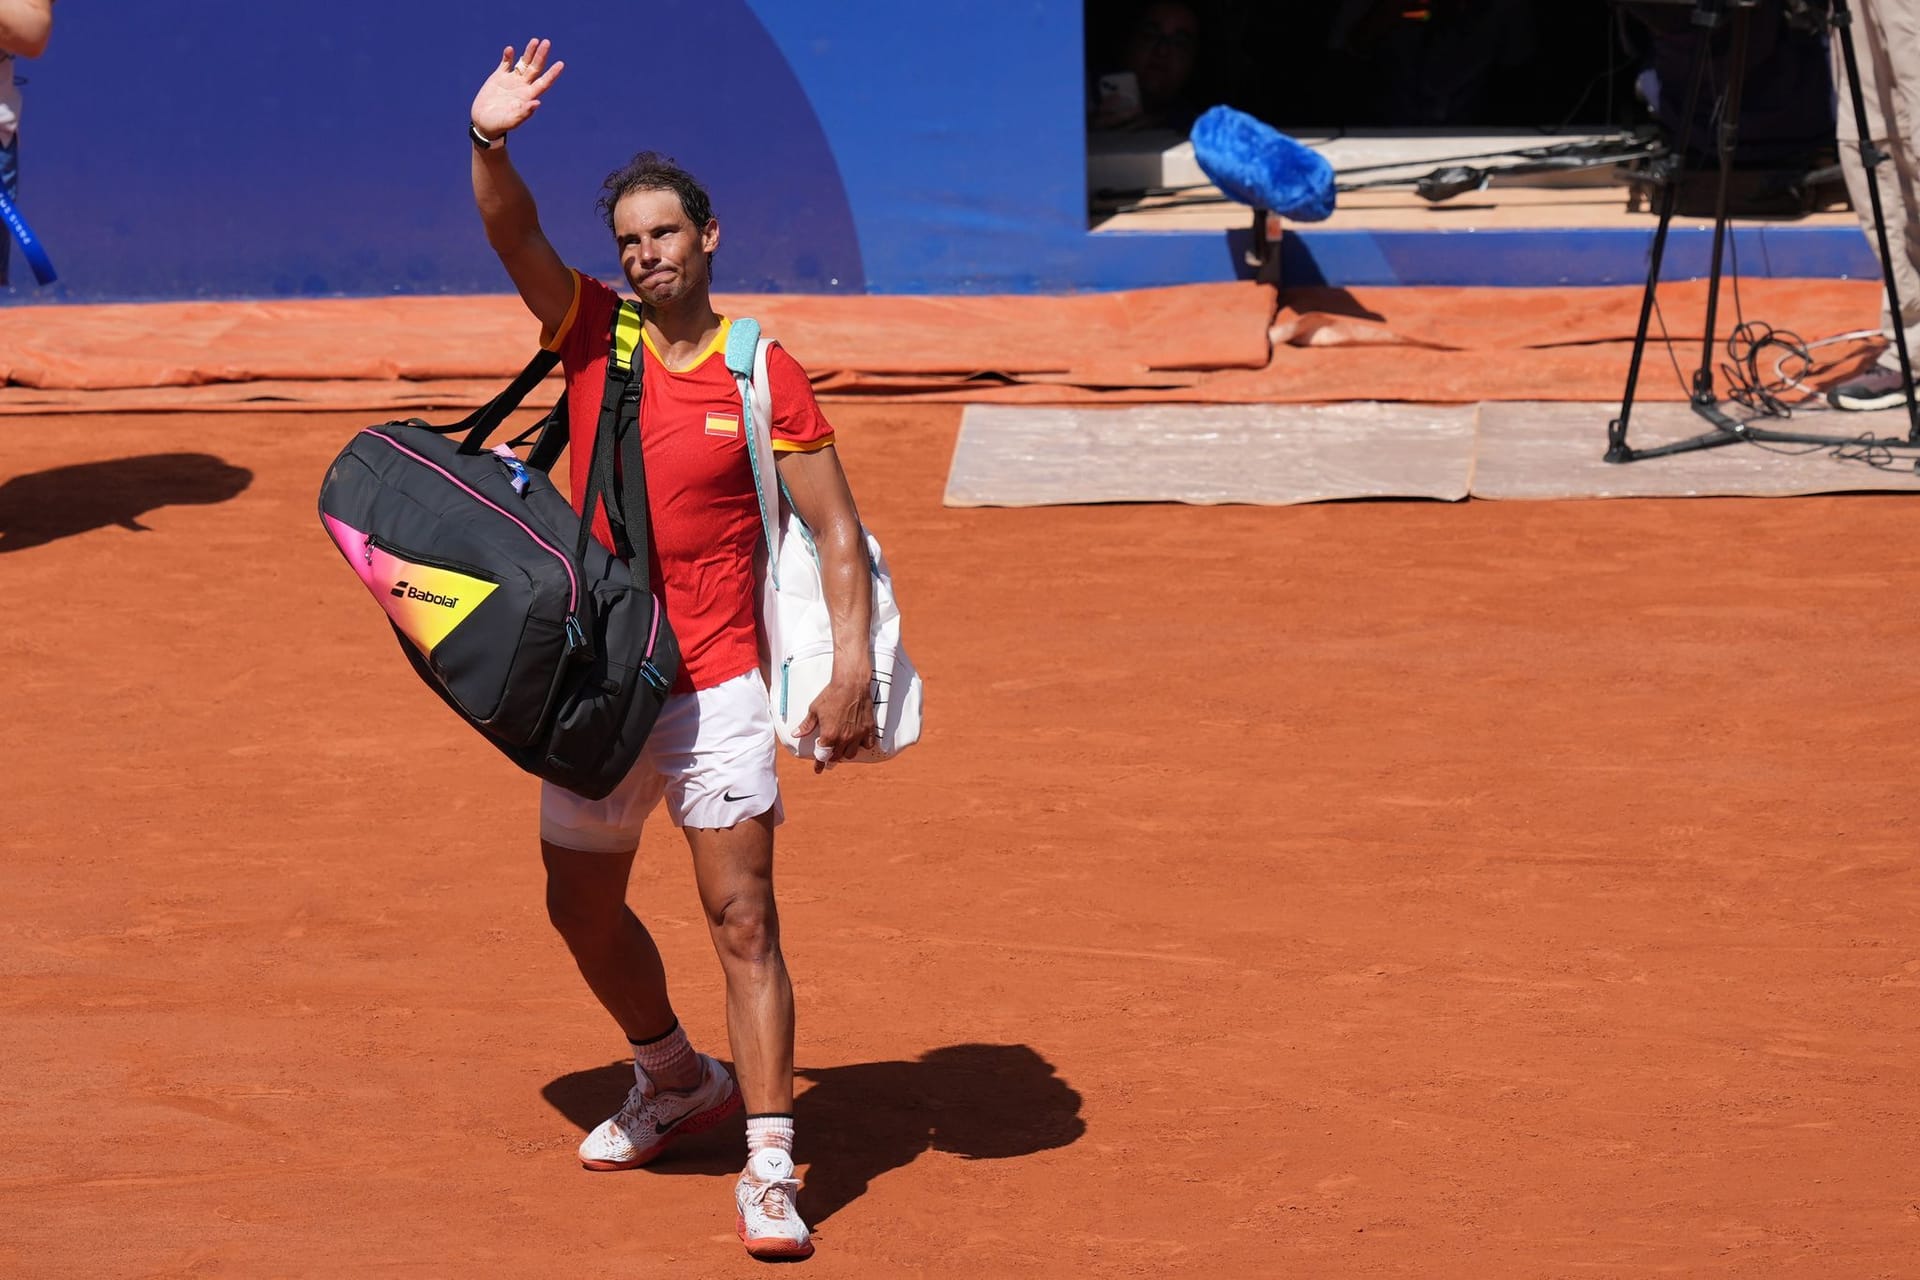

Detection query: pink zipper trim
(364, 430), (579, 616)
(646, 594), (661, 656)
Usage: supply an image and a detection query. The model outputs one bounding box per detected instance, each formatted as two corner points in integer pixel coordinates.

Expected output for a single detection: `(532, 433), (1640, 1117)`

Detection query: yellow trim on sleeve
(642, 316), (732, 374)
(538, 270), (584, 352)
(771, 435), (835, 454)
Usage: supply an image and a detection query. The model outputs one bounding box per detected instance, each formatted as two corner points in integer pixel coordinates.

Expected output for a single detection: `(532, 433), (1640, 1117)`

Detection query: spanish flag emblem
(705, 412), (740, 438)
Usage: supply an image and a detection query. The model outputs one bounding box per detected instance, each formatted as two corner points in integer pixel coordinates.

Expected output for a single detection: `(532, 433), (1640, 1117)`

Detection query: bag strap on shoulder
(724, 316), (760, 380)
(573, 300), (653, 570)
(729, 318), (788, 580)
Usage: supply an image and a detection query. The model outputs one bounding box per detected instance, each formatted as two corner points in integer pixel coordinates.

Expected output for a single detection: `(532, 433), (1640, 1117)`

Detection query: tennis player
(469, 36), (877, 1262)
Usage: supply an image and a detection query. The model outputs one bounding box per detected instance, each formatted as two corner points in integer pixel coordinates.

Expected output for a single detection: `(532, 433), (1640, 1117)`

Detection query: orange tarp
(0, 282), (1272, 389)
(0, 279), (1889, 413)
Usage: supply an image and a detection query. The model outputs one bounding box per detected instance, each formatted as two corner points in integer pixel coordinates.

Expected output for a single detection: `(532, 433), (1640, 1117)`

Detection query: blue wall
(0, 1), (1882, 301)
(9, 2), (868, 299)
(0, 0), (1244, 299)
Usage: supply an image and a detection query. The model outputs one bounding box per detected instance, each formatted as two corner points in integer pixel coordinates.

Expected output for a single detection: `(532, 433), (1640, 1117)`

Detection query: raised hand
(470, 38), (565, 139)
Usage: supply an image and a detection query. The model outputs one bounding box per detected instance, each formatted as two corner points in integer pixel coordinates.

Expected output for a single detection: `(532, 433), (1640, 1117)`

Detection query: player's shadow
(542, 1042), (1085, 1225)
(0, 453), (254, 553)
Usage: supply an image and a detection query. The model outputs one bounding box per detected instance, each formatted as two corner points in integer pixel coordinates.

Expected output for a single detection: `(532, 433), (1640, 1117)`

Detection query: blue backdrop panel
(13, 0), (861, 299)
(5, 0), (1270, 298)
(0, 2), (1887, 299)
(748, 1), (1085, 293)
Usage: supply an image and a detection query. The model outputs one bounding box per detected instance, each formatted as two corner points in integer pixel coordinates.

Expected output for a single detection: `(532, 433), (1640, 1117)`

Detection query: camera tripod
(1605, 0), (1920, 464)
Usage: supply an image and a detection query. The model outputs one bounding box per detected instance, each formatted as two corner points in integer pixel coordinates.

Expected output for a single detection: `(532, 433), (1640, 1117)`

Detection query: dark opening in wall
(1084, 0), (1645, 135)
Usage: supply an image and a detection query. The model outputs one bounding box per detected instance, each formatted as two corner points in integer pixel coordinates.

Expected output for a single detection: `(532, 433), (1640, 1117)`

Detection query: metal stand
(1605, 0), (1920, 464)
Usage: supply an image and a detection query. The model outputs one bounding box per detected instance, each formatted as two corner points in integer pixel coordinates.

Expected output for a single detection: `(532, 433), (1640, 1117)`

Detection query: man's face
(612, 187), (719, 307)
(1127, 2), (1198, 105)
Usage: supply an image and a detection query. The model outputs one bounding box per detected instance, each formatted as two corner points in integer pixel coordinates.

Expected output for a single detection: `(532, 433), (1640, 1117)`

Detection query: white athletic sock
(745, 1113), (795, 1157)
(629, 1020), (697, 1091)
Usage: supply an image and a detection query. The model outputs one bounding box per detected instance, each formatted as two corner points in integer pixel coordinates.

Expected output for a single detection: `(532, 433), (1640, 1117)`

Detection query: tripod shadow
(0, 453), (253, 553)
(542, 1042), (1085, 1225)
(1277, 285), (1387, 326)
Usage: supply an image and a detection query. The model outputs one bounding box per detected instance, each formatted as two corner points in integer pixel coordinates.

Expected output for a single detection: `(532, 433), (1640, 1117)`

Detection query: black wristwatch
(470, 123), (503, 152)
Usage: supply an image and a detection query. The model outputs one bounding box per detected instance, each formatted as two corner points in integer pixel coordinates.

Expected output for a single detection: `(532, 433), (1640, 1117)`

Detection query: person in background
(1828, 0), (1920, 410)
(0, 0), (52, 288)
(1090, 1), (1204, 132)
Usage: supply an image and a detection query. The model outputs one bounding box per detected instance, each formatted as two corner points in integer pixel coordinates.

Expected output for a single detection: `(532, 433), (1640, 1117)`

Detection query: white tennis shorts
(540, 670), (784, 853)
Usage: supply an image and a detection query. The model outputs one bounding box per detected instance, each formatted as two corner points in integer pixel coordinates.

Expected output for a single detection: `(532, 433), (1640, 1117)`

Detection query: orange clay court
(4, 286), (1920, 1277)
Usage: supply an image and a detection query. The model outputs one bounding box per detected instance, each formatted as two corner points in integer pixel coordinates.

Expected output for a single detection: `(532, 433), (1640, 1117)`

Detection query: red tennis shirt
(545, 270), (834, 692)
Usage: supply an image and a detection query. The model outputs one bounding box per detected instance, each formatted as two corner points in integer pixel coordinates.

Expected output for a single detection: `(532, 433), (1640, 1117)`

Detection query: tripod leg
(1693, 5), (1751, 409)
(1832, 0), (1920, 441)
(1609, 177), (1684, 462)
(1608, 10), (1718, 462)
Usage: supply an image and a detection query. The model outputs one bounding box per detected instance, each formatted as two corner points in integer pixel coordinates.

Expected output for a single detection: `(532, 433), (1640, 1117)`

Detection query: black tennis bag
(317, 302), (676, 800)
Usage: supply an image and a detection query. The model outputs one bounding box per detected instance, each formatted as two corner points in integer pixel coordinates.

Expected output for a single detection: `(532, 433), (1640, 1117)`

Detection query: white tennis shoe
(735, 1147), (814, 1260)
(577, 1054), (741, 1171)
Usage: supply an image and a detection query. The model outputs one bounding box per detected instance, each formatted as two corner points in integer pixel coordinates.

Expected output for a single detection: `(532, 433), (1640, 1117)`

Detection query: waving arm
(0, 0), (51, 59)
(470, 38), (574, 337)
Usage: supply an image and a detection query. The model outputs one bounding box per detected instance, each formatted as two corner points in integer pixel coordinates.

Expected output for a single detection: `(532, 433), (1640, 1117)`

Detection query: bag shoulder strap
(751, 335), (776, 472)
(729, 318), (786, 579)
(730, 321), (881, 604)
(573, 300), (652, 570)
(723, 316), (760, 380)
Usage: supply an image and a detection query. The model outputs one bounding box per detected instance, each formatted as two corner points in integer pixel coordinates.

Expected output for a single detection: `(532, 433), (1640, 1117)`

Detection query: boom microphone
(1189, 105), (1336, 223)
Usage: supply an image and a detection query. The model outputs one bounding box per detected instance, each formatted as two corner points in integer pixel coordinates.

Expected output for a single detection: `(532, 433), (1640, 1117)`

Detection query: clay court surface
(6, 403), (1920, 1277)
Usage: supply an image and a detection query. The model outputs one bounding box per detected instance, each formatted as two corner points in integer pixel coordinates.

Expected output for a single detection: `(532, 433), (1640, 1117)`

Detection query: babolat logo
(389, 580), (459, 608)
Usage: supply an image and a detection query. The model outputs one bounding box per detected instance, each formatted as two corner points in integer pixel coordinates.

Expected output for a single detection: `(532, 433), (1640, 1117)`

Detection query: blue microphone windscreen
(1190, 106), (1335, 223)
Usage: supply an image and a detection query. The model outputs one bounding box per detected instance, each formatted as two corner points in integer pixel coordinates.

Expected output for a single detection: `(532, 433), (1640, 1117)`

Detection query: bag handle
(514, 399), (571, 475)
(401, 346), (573, 474)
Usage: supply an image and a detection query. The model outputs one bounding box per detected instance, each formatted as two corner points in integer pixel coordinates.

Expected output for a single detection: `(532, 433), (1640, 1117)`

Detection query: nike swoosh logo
(722, 790), (755, 803)
(651, 1092), (730, 1135)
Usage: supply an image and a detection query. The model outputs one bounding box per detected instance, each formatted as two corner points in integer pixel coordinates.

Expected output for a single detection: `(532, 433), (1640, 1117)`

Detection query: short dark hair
(596, 152), (714, 232)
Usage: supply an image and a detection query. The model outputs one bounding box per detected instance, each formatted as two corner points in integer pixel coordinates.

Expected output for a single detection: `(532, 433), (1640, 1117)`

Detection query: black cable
(1650, 290), (1695, 402)
(1547, 4), (1627, 134)
(1095, 141), (1667, 215)
(1646, 56), (1817, 442)
(1831, 433), (1903, 469)
(1721, 321), (1813, 420)
(1718, 228), (1810, 421)
(1619, 2), (1916, 470)
(1717, 156), (1864, 456)
(1718, 210), (1899, 461)
(1640, 65), (1830, 454)
(1092, 133), (1665, 213)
